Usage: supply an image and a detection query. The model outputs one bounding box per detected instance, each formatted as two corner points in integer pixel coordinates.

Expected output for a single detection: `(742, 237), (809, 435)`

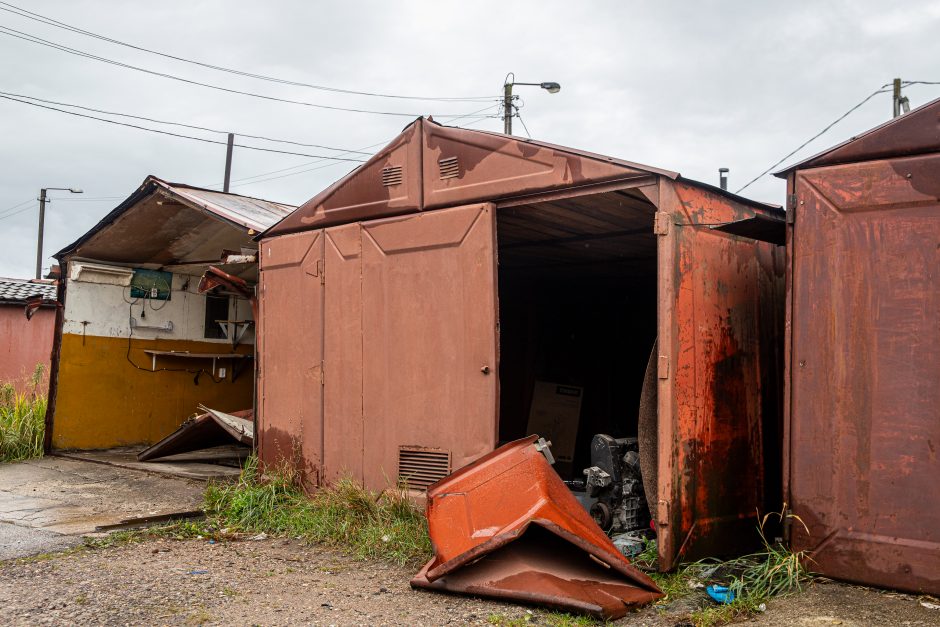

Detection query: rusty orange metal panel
(788, 153), (940, 595)
(411, 435), (662, 619)
(359, 203), (499, 491)
(322, 223), (364, 484)
(657, 180), (785, 568)
(258, 229), (324, 487)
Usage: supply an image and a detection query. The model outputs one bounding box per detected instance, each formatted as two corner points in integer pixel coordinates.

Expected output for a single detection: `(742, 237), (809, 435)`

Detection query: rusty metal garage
(778, 96), (940, 595)
(257, 118), (786, 569)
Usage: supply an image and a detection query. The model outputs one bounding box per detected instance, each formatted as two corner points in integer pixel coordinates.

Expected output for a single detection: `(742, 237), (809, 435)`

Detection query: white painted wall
(63, 264), (254, 343)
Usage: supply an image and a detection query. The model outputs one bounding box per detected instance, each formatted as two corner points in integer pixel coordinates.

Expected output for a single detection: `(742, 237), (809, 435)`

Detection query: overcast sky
(1, 0), (939, 278)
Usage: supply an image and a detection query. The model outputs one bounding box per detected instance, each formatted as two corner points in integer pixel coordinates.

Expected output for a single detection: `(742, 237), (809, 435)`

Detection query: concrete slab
(57, 447), (243, 480)
(0, 456), (205, 559)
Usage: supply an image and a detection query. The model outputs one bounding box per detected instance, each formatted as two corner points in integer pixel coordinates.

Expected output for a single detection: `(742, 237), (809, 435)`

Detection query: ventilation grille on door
(398, 446), (451, 491)
(438, 156), (460, 179)
(381, 166), (403, 187)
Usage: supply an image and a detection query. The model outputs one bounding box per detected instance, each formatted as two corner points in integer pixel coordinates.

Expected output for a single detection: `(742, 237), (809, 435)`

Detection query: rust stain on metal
(411, 436), (662, 619)
(656, 181), (785, 567)
(784, 142), (940, 595)
(258, 116), (788, 572)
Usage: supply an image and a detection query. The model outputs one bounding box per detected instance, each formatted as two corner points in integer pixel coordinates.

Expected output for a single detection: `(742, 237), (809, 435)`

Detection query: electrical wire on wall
(121, 277), (226, 385)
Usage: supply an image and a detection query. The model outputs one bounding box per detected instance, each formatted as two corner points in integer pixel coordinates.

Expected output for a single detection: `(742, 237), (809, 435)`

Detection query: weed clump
(0, 364), (47, 463)
(204, 456), (432, 566)
(637, 509), (813, 626)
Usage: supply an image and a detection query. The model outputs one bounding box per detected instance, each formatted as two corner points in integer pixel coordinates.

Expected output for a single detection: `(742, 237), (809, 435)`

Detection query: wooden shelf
(142, 350), (252, 380)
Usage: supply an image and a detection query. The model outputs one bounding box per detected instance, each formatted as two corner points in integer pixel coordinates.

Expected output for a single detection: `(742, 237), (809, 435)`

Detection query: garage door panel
(259, 230), (324, 486)
(790, 155), (940, 595)
(360, 203), (499, 491)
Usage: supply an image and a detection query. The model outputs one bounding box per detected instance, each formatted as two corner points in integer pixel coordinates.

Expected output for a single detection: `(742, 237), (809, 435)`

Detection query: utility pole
(35, 189), (47, 280)
(501, 76), (561, 136)
(35, 186), (82, 279)
(503, 84), (514, 135)
(223, 132), (234, 192)
(893, 78), (902, 118)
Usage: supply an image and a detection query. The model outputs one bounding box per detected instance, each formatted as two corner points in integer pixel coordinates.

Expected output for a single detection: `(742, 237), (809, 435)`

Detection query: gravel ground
(0, 537), (937, 626)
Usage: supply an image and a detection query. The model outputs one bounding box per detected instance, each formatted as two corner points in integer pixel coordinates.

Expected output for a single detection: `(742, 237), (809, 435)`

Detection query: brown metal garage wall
(259, 203), (500, 491)
(788, 153), (940, 595)
(258, 229), (324, 485)
(322, 223), (365, 485)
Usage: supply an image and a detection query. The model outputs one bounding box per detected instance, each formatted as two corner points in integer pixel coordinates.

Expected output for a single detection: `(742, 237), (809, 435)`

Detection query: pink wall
(0, 305), (55, 393)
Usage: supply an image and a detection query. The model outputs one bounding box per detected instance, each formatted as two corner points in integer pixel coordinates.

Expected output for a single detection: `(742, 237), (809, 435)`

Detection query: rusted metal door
(359, 203), (499, 491)
(258, 229), (324, 486)
(788, 155), (940, 595)
(656, 181), (784, 568)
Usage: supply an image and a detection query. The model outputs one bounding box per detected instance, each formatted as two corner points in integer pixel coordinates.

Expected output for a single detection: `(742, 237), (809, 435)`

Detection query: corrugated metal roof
(157, 180), (295, 232)
(0, 277), (57, 303)
(57, 176), (296, 261)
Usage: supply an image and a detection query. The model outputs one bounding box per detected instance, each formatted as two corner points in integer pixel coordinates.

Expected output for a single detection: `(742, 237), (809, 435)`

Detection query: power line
(0, 92), (369, 161)
(516, 112), (533, 138)
(0, 197), (34, 215)
(0, 90), (373, 154)
(0, 25), (494, 118)
(48, 196), (123, 202)
(0, 202), (35, 221)
(227, 105), (501, 188)
(226, 140), (392, 187)
(232, 105), (498, 187)
(0, 1), (496, 103)
(231, 153), (362, 188)
(902, 80), (940, 86)
(736, 87), (891, 194)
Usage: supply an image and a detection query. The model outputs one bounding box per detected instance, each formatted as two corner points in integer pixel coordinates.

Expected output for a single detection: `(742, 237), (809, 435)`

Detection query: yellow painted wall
(52, 333), (253, 450)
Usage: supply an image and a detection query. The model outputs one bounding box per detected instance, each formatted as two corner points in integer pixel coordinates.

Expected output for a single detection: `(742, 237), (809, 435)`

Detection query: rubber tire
(637, 338), (658, 520)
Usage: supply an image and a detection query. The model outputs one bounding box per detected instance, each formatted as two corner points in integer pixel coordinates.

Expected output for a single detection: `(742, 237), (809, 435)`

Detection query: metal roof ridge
(151, 176), (296, 208)
(773, 94), (940, 176)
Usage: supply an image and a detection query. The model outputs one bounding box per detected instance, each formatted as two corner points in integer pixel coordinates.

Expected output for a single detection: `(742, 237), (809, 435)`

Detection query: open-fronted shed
(776, 96), (940, 595)
(259, 118), (786, 569)
(48, 176), (293, 453)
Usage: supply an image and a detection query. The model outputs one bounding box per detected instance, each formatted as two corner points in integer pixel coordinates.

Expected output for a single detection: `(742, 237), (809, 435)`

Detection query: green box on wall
(130, 269), (172, 300)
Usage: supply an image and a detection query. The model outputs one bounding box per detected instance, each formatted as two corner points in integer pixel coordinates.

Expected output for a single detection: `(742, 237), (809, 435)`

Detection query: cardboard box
(526, 381), (583, 463)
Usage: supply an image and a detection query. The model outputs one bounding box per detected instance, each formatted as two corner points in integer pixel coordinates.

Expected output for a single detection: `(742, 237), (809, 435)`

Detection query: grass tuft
(204, 455), (433, 566)
(636, 508), (814, 626)
(0, 364), (47, 463)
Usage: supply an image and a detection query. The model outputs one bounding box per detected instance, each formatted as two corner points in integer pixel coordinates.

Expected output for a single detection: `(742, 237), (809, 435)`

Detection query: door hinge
(320, 360), (325, 386)
(654, 211), (671, 236)
(658, 355), (670, 379)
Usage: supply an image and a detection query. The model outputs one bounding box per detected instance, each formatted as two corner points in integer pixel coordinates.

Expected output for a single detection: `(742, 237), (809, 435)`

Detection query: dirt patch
(1, 537), (937, 626)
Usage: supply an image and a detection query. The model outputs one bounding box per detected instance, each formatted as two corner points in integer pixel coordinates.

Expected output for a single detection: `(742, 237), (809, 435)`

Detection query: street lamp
(36, 187), (82, 279)
(503, 72), (561, 135)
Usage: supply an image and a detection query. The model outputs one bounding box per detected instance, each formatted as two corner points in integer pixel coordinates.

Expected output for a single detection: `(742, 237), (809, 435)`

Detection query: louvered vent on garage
(438, 156), (460, 180)
(398, 446), (451, 490)
(381, 166), (403, 187)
